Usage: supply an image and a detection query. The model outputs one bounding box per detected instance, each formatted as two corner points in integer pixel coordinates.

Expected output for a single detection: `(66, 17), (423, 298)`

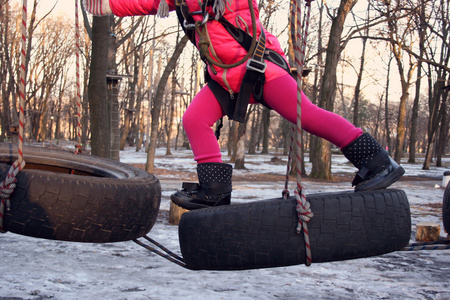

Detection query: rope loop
(294, 187), (313, 231)
(0, 160), (26, 233)
(0, 161), (26, 199)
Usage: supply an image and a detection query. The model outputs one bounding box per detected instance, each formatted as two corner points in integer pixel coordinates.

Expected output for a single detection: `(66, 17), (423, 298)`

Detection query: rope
(291, 0), (314, 266)
(1, 0), (28, 233)
(75, 0), (82, 154)
(195, 0), (257, 75)
(18, 0), (26, 165)
(134, 235), (189, 269)
(0, 160), (26, 233)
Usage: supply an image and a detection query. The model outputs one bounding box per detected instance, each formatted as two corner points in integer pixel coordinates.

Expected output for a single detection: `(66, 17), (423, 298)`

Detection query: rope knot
(0, 159), (26, 233)
(294, 187), (313, 232)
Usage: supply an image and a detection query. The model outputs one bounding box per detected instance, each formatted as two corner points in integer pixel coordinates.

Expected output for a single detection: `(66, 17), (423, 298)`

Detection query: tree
(408, 0), (426, 163)
(146, 35), (189, 172)
(382, 0), (417, 163)
(310, 0), (358, 180)
(351, 2), (370, 127)
(87, 16), (111, 158)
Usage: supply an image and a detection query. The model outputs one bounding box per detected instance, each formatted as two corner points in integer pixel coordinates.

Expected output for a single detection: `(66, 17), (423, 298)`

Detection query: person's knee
(182, 109), (198, 134)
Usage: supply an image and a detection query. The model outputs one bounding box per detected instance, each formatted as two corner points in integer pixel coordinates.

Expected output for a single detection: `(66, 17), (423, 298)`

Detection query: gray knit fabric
(342, 133), (383, 169)
(197, 163), (232, 185)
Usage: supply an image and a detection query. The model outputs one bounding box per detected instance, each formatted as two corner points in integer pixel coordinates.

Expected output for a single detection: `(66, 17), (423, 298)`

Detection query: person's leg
(263, 74), (362, 148)
(172, 85), (233, 210)
(182, 85), (224, 163)
(263, 74), (404, 191)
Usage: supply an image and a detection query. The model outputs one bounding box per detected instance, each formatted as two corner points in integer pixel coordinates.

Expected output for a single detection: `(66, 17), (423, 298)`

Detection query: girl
(84, 0), (404, 210)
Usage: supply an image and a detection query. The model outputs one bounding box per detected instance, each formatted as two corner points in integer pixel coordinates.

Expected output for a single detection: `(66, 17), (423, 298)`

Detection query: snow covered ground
(1, 147), (449, 300)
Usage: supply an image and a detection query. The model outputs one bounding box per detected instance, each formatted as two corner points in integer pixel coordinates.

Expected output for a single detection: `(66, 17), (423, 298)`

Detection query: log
(415, 222), (441, 242)
(169, 201), (188, 225)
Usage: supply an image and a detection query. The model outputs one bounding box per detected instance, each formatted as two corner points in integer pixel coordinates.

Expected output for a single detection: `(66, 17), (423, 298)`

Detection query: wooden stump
(169, 201), (188, 225)
(415, 222), (441, 242)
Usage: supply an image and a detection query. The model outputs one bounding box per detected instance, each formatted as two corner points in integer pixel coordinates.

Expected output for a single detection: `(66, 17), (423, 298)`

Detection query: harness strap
(177, 0), (291, 122)
(219, 17), (290, 74)
(232, 27), (266, 122)
(176, 0), (197, 44)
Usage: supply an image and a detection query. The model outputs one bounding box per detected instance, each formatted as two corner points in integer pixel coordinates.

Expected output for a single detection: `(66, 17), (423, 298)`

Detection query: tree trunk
(166, 74), (176, 155)
(135, 46), (145, 152)
(352, 40), (367, 127)
(385, 56), (393, 155)
(310, 0), (357, 180)
(228, 120), (237, 159)
(146, 35), (189, 172)
(261, 107), (270, 154)
(408, 1), (426, 163)
(234, 121), (247, 169)
(435, 88), (449, 166)
(120, 44), (136, 149)
(248, 107), (259, 154)
(88, 16), (111, 158)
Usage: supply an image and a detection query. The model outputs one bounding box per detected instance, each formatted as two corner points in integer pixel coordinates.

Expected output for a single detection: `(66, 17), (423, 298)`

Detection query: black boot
(171, 162), (232, 210)
(342, 133), (405, 192)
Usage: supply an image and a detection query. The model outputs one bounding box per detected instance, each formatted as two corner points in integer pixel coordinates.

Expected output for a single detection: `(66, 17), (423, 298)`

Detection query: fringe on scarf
(213, 0), (232, 20)
(157, 0), (170, 18)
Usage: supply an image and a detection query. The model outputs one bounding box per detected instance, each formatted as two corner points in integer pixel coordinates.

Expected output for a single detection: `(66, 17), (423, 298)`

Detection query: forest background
(0, 0), (449, 180)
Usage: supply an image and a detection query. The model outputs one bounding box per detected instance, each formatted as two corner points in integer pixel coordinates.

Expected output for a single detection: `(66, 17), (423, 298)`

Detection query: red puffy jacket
(87, 0), (288, 99)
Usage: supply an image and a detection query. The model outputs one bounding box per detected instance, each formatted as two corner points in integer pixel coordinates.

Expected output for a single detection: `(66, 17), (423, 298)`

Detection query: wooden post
(415, 222), (441, 242)
(169, 201), (188, 225)
(10, 124), (19, 145)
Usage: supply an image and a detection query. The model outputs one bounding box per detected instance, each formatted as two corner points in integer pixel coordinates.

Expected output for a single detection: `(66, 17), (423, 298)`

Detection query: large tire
(179, 189), (411, 270)
(444, 181), (450, 234)
(0, 143), (161, 243)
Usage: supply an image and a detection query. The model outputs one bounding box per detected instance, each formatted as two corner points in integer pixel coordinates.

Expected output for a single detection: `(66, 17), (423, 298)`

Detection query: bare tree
(87, 16), (111, 158)
(408, 0), (426, 163)
(146, 34), (189, 172)
(310, 0), (358, 180)
(382, 1), (417, 163)
(351, 1), (370, 127)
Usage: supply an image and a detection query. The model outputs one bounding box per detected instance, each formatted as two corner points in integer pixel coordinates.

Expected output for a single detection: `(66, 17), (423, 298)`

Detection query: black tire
(179, 189), (411, 270)
(0, 143), (161, 243)
(444, 181), (450, 234)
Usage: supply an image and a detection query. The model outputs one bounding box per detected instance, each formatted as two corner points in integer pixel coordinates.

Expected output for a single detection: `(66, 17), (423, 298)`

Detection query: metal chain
(134, 235), (189, 269)
(401, 239), (450, 251)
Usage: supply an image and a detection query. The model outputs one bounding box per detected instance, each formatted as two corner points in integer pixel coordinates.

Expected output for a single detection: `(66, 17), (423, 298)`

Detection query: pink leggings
(183, 74), (362, 164)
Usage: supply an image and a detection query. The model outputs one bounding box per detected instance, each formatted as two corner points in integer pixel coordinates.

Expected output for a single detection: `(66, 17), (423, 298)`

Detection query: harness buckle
(184, 12), (209, 30)
(246, 58), (267, 73)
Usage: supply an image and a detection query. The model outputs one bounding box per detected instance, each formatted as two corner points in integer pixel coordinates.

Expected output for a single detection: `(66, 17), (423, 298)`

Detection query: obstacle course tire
(179, 189), (411, 270)
(444, 181), (450, 234)
(0, 143), (161, 243)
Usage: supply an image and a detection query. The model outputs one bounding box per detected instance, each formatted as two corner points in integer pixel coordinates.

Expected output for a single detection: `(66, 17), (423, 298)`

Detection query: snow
(1, 147), (449, 300)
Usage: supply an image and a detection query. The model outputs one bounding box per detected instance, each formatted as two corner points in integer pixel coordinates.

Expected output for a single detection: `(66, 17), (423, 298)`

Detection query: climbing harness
(176, 0), (290, 123)
(192, 0), (258, 75)
(0, 0), (27, 233)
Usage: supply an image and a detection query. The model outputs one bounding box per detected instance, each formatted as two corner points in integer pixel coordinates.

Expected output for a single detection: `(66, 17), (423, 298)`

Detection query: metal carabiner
(183, 11), (209, 30)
